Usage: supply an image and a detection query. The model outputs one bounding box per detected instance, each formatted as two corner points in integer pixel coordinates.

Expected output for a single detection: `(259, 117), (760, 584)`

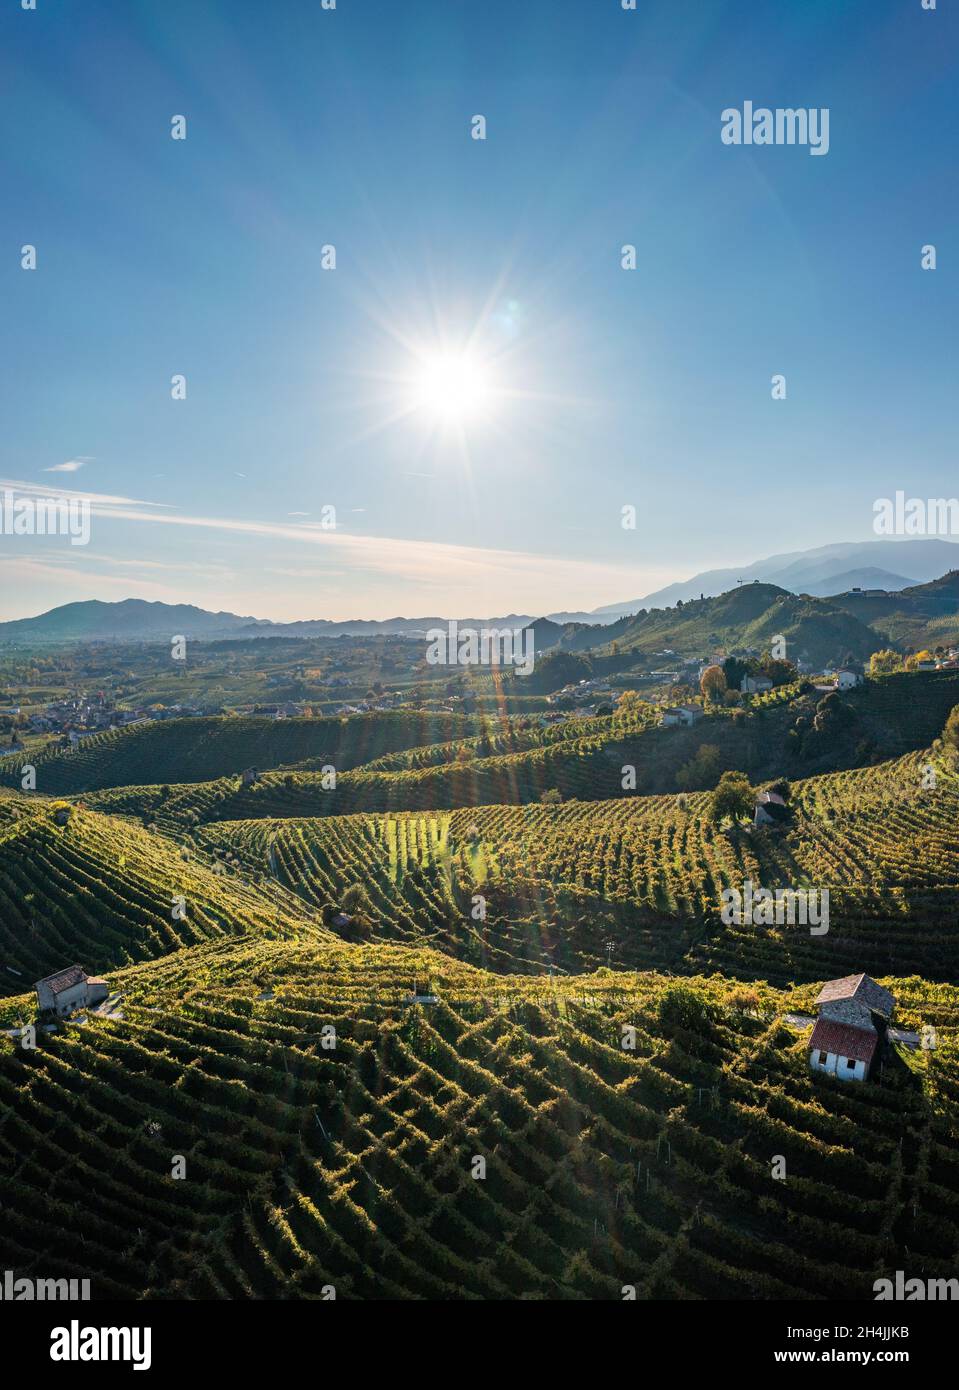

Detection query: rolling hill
(0, 795), (322, 993)
(0, 937), (956, 1299)
(0, 711), (481, 797)
(190, 744), (959, 984)
(75, 671), (959, 828)
(605, 584), (884, 668)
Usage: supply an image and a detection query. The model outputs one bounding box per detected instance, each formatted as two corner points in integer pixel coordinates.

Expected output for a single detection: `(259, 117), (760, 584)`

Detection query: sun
(409, 350), (494, 423)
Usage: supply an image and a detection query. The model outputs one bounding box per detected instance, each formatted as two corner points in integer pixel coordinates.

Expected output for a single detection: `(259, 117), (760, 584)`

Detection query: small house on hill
(740, 675), (773, 694)
(836, 669), (864, 690)
(34, 965), (109, 1017)
(660, 705), (703, 728)
(241, 767), (258, 786)
(808, 973), (896, 1082)
(754, 790), (789, 827)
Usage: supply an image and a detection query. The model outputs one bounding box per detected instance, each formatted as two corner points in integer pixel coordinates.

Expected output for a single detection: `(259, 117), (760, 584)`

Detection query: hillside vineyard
(3, 0), (959, 1338)
(1, 658), (958, 1302)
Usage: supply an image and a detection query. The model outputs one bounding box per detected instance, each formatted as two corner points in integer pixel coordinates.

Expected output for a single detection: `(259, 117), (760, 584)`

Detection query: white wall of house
(809, 1048), (867, 1082)
(52, 982), (88, 1016)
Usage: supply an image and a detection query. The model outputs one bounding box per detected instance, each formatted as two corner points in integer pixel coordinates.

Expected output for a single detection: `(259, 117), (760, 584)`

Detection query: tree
(758, 656), (797, 686)
(722, 655), (750, 691)
(709, 770), (754, 825)
(906, 650), (934, 670)
(676, 743), (721, 791)
(540, 788), (562, 805)
(341, 883), (372, 914)
(700, 664), (726, 703)
(512, 649), (592, 695)
(727, 986), (760, 1016)
(869, 649), (902, 676)
(813, 691), (855, 738)
(657, 983), (713, 1035)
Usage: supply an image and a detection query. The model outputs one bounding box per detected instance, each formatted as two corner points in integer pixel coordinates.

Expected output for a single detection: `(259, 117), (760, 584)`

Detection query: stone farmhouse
(808, 973), (896, 1082)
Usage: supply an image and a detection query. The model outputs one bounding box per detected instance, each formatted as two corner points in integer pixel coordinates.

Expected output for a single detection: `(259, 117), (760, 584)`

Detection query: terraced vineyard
(192, 747), (959, 983)
(0, 798), (322, 992)
(1, 938), (956, 1299)
(1, 684), (957, 1303)
(0, 711), (481, 796)
(73, 672), (959, 828)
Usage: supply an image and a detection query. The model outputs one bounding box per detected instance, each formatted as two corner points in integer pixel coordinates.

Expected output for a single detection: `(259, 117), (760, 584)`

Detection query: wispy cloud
(0, 476), (671, 618)
(44, 456), (93, 474)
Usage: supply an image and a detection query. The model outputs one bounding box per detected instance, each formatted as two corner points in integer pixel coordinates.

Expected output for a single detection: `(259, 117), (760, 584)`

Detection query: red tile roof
(809, 1018), (878, 1065)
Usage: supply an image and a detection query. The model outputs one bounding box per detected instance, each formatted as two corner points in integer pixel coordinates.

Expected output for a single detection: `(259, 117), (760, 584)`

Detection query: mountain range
(2, 539), (958, 646)
(592, 539), (959, 614)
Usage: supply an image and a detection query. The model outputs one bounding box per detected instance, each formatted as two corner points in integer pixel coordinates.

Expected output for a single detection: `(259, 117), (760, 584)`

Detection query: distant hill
(831, 570), (959, 649)
(812, 566), (918, 594)
(594, 539), (959, 615)
(607, 582), (882, 668)
(0, 598), (266, 642)
(0, 598), (603, 644)
(2, 544), (958, 647)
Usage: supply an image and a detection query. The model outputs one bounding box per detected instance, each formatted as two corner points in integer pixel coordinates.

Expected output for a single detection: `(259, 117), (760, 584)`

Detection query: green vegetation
(0, 796), (322, 990)
(0, 635), (956, 1303)
(0, 711), (480, 796)
(1, 937), (956, 1298)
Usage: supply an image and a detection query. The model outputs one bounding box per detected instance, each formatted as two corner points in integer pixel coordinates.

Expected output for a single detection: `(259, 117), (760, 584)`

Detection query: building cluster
(547, 679), (619, 715)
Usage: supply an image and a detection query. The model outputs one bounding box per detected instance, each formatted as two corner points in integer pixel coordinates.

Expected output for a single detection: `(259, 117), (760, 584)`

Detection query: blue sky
(1, 0), (956, 620)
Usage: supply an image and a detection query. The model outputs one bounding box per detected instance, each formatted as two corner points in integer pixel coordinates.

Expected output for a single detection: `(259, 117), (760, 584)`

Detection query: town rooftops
(808, 1017), (879, 1066)
(815, 973), (896, 1019)
(35, 964), (87, 995)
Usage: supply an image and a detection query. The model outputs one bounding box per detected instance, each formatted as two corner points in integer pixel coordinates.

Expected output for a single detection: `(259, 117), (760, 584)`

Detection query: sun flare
(409, 350), (494, 423)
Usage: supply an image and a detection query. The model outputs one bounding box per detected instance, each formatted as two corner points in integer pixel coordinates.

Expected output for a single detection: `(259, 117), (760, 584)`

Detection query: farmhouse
(660, 704), (703, 728)
(836, 669), (864, 690)
(34, 965), (109, 1017)
(753, 790), (789, 827)
(808, 973), (896, 1082)
(740, 675), (773, 694)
